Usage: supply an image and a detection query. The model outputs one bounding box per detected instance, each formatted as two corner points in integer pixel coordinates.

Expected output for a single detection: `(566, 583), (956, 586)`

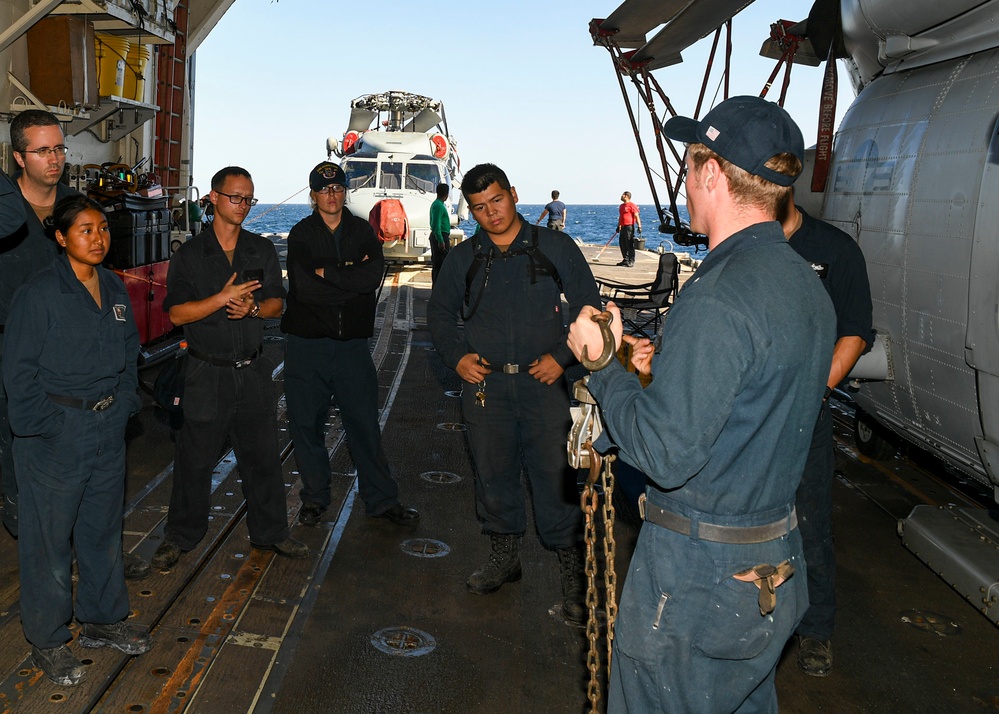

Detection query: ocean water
(243, 202), (707, 260)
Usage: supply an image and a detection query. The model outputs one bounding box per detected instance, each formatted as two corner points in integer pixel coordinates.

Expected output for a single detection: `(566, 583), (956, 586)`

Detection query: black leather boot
(467, 534), (522, 594)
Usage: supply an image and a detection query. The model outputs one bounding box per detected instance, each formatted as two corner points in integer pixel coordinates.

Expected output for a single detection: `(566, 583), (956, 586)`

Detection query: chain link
(600, 452), (618, 679)
(581, 442), (618, 713)
(582, 443), (602, 713)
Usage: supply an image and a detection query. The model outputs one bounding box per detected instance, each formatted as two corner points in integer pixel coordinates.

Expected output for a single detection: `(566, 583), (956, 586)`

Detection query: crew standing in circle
(3, 195), (152, 687)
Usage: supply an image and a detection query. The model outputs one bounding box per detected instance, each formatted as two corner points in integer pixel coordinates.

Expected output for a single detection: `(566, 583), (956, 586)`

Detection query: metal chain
(600, 452), (618, 681)
(581, 443), (602, 713)
(581, 442), (619, 713)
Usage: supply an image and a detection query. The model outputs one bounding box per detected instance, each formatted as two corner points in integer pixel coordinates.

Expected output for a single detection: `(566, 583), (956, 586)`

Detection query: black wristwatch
(248, 301), (261, 319)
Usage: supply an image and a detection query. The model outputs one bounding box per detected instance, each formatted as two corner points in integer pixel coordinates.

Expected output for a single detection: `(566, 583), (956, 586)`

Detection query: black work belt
(639, 494), (797, 544)
(188, 347), (261, 369)
(47, 392), (116, 412)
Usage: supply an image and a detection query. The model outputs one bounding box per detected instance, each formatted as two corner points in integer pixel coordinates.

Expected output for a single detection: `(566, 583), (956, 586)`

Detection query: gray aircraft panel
(824, 50), (999, 486)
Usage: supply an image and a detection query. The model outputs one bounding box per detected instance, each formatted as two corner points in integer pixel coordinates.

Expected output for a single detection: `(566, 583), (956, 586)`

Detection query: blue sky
(192, 0), (853, 205)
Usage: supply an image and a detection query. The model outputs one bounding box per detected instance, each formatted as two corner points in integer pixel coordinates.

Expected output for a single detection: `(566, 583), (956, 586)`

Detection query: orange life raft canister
(368, 199), (409, 243)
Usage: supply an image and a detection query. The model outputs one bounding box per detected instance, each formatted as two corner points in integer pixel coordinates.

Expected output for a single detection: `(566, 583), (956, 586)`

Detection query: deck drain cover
(436, 422), (466, 432)
(400, 538), (451, 558)
(900, 610), (961, 636)
(370, 626), (436, 657)
(420, 471), (462, 484)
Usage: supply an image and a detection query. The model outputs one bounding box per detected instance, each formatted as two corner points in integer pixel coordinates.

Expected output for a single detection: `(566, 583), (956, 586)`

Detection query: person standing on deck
(782, 191), (874, 678)
(429, 183), (451, 284)
(0, 111), (152, 580)
(0, 110), (70, 538)
(4, 196), (152, 686)
(152, 166), (309, 569)
(569, 96), (835, 711)
(428, 163), (601, 624)
(616, 191), (641, 267)
(535, 190), (567, 231)
(283, 161), (420, 528)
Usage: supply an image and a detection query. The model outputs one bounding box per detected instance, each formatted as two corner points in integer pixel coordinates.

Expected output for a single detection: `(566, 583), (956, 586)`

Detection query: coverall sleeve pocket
(692, 564), (791, 661)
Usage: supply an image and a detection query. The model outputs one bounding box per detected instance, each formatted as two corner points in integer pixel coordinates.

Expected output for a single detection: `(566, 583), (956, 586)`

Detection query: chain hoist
(567, 311), (618, 713)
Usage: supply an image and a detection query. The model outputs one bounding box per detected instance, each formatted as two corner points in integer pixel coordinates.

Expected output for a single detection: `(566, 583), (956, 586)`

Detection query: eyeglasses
(315, 185), (346, 195)
(215, 191), (258, 206)
(19, 145), (68, 158)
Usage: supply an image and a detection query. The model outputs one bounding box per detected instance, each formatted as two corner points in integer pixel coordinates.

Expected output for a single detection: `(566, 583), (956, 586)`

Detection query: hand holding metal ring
(580, 311), (616, 371)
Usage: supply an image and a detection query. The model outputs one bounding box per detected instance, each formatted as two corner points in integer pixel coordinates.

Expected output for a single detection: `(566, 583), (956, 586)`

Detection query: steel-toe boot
(31, 645), (85, 686)
(78, 620), (152, 655)
(467, 534), (522, 594)
(557, 546), (586, 624)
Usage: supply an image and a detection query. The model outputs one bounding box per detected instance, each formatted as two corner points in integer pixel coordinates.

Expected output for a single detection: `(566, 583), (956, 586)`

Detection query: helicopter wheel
(854, 407), (898, 460)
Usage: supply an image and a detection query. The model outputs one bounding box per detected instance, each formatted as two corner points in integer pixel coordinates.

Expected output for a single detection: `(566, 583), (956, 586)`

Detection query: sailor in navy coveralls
(3, 195), (150, 686)
(570, 98), (836, 712)
(153, 166), (308, 570)
(428, 163), (601, 623)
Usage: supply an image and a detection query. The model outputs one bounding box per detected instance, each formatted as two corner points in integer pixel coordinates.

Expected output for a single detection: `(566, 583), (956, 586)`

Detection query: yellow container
(122, 44), (151, 101)
(95, 34), (130, 97)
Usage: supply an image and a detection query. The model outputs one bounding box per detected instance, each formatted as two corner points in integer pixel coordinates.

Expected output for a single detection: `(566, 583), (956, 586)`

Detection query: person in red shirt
(617, 191), (642, 267)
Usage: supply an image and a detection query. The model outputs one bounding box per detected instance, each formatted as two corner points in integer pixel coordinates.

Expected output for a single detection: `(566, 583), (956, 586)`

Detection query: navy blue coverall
(280, 208), (401, 516)
(428, 217), (600, 549)
(3, 255), (140, 648)
(162, 226), (291, 550)
(589, 223), (835, 713)
(0, 175), (73, 536)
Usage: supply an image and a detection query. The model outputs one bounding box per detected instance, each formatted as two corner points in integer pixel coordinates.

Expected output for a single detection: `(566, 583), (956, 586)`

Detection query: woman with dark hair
(2, 194), (151, 687)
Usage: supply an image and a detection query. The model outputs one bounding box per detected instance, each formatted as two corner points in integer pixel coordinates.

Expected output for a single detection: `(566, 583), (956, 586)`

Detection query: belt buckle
(234, 358), (252, 369)
(502, 363), (519, 374)
(92, 395), (115, 412)
(637, 492), (647, 521)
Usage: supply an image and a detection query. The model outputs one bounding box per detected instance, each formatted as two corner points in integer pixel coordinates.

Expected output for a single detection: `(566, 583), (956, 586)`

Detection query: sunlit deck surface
(0, 248), (996, 713)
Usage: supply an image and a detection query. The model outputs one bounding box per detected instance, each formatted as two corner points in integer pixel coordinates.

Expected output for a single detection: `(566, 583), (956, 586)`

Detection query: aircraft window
(405, 163), (441, 193)
(345, 161), (376, 190)
(381, 162), (403, 190)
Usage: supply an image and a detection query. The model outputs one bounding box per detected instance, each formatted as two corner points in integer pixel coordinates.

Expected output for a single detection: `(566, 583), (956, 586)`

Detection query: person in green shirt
(429, 183), (451, 284)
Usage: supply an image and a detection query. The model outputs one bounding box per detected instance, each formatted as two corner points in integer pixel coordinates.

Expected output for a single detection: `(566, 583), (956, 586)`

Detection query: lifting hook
(580, 311), (616, 372)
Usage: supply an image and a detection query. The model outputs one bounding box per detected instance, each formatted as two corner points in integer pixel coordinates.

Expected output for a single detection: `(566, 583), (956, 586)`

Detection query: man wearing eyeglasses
(281, 161), (419, 528)
(152, 166), (309, 570)
(1, 110), (75, 538)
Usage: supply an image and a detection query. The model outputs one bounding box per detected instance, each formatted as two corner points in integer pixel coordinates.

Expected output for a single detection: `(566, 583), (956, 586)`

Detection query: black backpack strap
(462, 236), (495, 322)
(524, 225), (563, 293)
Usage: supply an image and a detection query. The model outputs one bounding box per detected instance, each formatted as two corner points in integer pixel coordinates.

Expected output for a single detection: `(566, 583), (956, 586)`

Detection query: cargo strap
(733, 561), (795, 616)
(639, 494), (797, 544)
